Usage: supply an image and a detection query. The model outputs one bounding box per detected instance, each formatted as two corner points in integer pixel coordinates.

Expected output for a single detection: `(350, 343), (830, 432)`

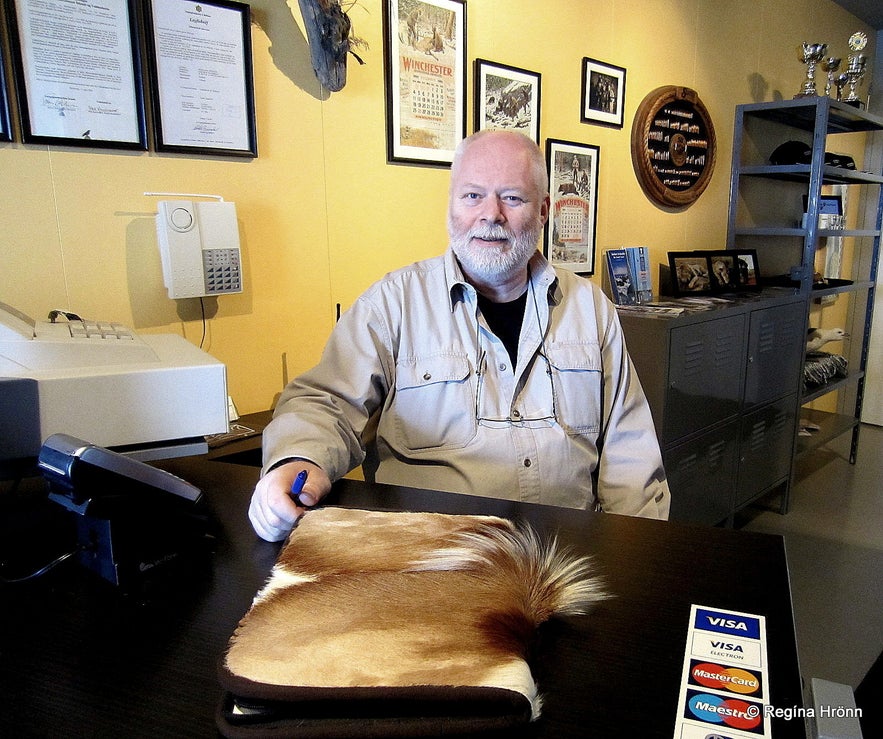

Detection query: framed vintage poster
(580, 57), (625, 128)
(383, 0), (466, 166)
(544, 138), (600, 275)
(474, 58), (540, 143)
(4, 0), (146, 149)
(144, 0), (257, 157)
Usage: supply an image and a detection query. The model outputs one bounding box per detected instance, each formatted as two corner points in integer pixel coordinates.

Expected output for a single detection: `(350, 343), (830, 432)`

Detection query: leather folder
(217, 507), (603, 737)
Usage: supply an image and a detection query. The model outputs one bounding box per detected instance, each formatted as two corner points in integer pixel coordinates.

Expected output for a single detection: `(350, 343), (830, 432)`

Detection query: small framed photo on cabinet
(668, 252), (712, 295)
(732, 250), (761, 290)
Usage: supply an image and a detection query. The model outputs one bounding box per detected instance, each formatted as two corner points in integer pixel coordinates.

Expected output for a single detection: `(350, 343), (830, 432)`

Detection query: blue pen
(290, 469), (310, 507)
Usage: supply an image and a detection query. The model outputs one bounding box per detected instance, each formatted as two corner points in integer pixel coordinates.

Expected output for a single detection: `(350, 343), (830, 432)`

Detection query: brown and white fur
(224, 508), (606, 720)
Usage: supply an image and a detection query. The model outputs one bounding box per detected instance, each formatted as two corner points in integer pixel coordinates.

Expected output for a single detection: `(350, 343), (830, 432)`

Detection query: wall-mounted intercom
(150, 194), (243, 300)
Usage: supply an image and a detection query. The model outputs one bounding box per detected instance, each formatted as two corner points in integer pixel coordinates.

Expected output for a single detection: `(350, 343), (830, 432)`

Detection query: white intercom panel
(155, 199), (242, 299)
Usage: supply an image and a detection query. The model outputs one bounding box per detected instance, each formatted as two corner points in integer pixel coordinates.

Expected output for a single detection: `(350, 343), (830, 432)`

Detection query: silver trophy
(822, 57), (841, 97)
(795, 43), (828, 98)
(843, 32), (868, 108)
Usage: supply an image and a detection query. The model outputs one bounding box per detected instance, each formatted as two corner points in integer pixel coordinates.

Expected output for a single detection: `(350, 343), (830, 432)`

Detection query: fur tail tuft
(408, 522), (607, 625)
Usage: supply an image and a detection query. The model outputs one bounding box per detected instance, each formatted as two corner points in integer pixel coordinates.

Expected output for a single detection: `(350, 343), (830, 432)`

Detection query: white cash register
(0, 302), (229, 470)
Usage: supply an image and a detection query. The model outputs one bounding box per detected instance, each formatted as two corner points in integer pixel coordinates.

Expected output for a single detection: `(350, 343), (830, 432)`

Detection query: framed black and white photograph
(144, 0), (257, 157)
(5, 0), (146, 149)
(669, 252), (712, 295)
(383, 0), (466, 166)
(474, 59), (540, 143)
(0, 39), (11, 142)
(544, 138), (600, 275)
(580, 57), (625, 128)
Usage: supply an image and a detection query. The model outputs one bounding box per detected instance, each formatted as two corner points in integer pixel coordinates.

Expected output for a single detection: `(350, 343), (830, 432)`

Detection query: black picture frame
(0, 35), (11, 142)
(544, 137), (600, 275)
(669, 250), (761, 296)
(144, 0), (257, 157)
(474, 58), (541, 144)
(706, 250), (740, 292)
(382, 0), (466, 166)
(731, 249), (761, 290)
(580, 57), (625, 129)
(668, 252), (713, 296)
(4, 0), (147, 149)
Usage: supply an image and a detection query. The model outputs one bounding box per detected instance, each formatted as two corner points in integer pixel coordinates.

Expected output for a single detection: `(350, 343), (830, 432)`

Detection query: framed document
(4, 0), (146, 149)
(474, 58), (540, 144)
(0, 38), (11, 142)
(631, 86), (716, 208)
(383, 0), (466, 166)
(144, 0), (257, 157)
(544, 138), (600, 275)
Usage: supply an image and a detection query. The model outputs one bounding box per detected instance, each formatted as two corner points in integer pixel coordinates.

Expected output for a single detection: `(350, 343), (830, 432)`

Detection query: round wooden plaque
(630, 86), (716, 208)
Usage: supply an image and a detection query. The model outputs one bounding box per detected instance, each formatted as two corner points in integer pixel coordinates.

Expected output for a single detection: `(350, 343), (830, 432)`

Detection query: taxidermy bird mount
(806, 327), (849, 353)
(297, 0), (367, 92)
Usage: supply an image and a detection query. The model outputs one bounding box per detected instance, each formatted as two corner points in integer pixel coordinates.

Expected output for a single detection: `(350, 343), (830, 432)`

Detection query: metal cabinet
(620, 295), (804, 525)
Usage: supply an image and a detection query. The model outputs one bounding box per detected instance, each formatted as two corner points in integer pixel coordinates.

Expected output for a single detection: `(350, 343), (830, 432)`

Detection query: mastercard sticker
(688, 659), (764, 699)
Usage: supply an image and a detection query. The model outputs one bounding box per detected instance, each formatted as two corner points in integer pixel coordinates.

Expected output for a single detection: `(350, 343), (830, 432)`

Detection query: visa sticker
(695, 608), (761, 639)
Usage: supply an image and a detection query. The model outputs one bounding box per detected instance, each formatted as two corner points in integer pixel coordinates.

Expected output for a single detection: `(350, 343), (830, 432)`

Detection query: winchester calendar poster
(384, 0), (465, 165)
(545, 138), (600, 274)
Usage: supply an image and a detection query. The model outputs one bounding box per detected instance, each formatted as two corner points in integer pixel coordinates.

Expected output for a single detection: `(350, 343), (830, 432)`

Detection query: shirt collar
(443, 247), (560, 311)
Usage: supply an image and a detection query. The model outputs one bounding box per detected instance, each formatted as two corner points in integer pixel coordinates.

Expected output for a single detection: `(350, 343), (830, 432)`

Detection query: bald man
(250, 130), (669, 541)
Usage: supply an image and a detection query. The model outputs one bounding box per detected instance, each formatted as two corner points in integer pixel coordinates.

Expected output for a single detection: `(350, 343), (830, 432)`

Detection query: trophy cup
(843, 31), (868, 108)
(822, 57), (841, 97)
(795, 43), (828, 98)
(836, 73), (848, 101)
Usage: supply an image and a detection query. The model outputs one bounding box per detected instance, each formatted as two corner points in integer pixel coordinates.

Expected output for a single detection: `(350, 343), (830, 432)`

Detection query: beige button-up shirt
(263, 249), (670, 519)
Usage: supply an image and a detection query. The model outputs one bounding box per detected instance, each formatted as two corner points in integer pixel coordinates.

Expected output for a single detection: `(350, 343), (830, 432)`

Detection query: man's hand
(248, 460), (331, 541)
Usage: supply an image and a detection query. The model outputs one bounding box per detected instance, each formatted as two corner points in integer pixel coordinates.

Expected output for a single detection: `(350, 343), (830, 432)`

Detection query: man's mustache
(467, 225), (514, 242)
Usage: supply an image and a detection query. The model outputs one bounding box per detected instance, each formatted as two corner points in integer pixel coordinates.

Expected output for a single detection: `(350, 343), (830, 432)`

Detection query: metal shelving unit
(727, 97), (883, 475)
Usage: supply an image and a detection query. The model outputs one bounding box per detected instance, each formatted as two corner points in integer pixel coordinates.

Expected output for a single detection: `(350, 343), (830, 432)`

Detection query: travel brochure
(604, 246), (652, 305)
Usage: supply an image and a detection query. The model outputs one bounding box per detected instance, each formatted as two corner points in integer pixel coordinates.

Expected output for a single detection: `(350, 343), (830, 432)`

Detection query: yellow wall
(0, 0), (876, 415)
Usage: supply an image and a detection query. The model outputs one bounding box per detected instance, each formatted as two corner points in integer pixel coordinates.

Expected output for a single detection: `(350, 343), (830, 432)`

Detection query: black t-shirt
(477, 291), (527, 367)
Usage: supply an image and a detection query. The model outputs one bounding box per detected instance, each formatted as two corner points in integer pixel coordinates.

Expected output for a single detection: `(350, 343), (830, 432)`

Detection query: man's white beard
(448, 218), (542, 283)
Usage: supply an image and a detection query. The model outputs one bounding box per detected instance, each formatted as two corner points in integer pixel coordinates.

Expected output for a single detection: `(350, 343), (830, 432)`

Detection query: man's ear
(539, 195), (551, 225)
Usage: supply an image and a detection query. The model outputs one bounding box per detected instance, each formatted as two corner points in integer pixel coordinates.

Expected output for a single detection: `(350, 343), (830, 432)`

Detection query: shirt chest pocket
(389, 354), (477, 451)
(546, 343), (603, 435)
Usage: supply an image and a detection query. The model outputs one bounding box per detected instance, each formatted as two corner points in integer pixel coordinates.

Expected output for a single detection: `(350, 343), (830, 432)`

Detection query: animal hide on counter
(217, 507), (605, 737)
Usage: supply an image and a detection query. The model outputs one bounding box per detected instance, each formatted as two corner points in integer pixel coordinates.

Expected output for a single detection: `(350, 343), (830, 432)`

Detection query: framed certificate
(0, 37), (11, 142)
(144, 0), (257, 157)
(4, 0), (147, 149)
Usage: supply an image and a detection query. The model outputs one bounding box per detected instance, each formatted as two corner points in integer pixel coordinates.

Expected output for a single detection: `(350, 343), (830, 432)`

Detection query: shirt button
(423, 372), (432, 380)
(523, 458), (532, 467)
(499, 363), (507, 371)
(511, 409), (521, 419)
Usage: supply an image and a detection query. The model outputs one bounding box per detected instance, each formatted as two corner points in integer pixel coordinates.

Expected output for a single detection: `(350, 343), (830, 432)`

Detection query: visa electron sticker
(673, 605), (771, 739)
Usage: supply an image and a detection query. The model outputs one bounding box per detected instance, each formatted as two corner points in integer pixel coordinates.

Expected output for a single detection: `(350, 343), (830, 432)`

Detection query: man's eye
(503, 195), (524, 204)
(463, 192), (481, 200)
